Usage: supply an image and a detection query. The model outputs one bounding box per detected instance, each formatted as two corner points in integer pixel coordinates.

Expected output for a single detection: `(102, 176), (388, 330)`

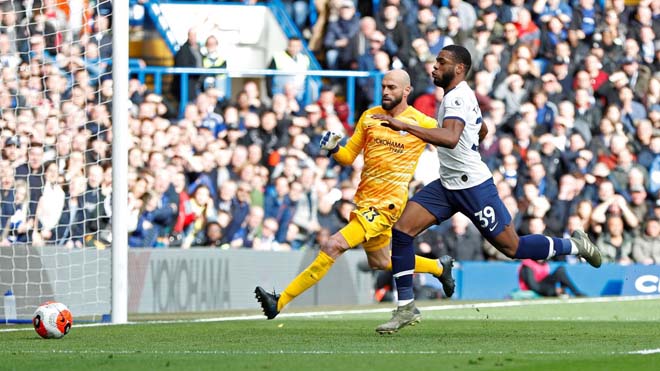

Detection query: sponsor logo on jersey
(374, 137), (405, 153)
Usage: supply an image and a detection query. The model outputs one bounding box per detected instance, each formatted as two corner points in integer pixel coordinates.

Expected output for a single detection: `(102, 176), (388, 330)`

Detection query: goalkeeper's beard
(382, 95), (403, 111)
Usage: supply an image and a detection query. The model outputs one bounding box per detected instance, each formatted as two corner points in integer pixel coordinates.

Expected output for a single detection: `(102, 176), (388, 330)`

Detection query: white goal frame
(111, 0), (128, 324)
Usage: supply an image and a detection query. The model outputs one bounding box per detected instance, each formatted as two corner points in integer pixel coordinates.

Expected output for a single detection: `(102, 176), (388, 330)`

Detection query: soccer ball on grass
(33, 301), (73, 339)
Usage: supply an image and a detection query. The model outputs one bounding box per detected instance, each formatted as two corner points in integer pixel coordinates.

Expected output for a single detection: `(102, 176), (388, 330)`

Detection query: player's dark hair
(443, 45), (472, 75)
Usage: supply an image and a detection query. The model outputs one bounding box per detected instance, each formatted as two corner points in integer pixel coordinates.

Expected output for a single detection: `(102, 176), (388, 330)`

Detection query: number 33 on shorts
(356, 206), (391, 240)
(362, 207), (379, 222)
(474, 206), (498, 232)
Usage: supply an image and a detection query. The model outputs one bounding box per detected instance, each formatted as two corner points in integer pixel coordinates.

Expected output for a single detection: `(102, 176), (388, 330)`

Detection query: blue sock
(552, 237), (573, 256)
(513, 235), (573, 259)
(391, 228), (415, 304)
(514, 234), (552, 260)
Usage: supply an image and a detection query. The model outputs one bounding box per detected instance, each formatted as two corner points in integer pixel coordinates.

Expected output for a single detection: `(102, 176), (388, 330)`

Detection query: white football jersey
(436, 81), (492, 189)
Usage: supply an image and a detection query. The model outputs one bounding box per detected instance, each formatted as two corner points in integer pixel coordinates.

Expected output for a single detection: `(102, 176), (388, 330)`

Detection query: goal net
(0, 0), (113, 323)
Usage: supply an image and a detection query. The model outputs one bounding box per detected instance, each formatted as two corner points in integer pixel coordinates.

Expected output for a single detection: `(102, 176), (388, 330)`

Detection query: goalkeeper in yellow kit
(255, 70), (455, 319)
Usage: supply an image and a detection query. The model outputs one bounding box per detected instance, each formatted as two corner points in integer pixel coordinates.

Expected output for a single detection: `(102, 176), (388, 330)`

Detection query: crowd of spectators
(0, 0), (113, 248)
(0, 0), (658, 268)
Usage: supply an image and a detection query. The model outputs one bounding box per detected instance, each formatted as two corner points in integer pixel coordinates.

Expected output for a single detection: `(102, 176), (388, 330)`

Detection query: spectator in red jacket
(518, 259), (585, 297)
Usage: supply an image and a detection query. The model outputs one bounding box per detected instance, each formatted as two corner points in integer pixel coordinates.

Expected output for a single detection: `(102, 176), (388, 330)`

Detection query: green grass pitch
(3, 297), (660, 370)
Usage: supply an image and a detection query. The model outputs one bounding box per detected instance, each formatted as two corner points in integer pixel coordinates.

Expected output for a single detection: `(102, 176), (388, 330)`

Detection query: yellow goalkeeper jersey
(333, 105), (437, 221)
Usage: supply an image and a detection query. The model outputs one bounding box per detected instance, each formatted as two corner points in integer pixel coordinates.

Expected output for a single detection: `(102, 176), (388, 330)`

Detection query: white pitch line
(149, 294), (660, 324)
(3, 349), (660, 356)
(2, 295), (659, 333)
(421, 294), (660, 311)
(628, 348), (660, 355)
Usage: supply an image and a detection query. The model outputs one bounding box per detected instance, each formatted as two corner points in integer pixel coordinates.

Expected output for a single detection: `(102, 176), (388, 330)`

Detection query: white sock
(398, 299), (413, 307)
(570, 240), (579, 255)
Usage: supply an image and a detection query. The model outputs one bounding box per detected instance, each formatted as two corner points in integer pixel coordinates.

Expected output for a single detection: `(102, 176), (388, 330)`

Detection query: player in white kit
(374, 45), (602, 334)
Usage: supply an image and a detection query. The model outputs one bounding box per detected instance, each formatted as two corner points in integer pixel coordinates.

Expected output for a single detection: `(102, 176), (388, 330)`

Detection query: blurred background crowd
(0, 0), (658, 268)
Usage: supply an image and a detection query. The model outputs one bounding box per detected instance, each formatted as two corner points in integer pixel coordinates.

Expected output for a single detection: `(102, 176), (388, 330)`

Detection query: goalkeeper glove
(320, 131), (343, 155)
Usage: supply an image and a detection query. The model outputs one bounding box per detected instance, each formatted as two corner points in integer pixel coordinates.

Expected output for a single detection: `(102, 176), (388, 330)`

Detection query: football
(32, 301), (73, 339)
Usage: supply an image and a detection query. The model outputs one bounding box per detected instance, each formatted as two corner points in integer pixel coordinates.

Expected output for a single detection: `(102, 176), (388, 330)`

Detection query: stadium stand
(0, 0), (658, 275)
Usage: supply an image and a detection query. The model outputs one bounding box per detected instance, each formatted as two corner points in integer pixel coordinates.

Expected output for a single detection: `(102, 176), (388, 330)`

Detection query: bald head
(381, 70), (412, 112)
(384, 69), (411, 88)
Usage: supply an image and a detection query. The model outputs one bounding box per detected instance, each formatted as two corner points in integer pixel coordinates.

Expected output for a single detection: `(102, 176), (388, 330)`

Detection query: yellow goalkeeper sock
(385, 255), (442, 276)
(277, 251), (335, 311)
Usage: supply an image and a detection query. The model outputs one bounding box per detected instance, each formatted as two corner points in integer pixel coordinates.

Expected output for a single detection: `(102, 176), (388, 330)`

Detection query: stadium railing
(129, 66), (385, 124)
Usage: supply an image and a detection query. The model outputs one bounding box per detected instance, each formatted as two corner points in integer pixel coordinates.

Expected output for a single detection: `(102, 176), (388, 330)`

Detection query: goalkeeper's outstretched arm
(320, 129), (364, 166)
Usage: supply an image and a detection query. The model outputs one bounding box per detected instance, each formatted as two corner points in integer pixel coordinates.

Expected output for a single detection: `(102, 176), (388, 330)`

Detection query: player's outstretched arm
(376, 114), (465, 149)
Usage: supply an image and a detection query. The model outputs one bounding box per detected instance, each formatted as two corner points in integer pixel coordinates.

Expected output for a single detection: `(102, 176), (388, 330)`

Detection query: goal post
(111, 0), (129, 325)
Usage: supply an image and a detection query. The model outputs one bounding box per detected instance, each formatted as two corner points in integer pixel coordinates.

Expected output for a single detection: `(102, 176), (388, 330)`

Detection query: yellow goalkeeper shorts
(339, 207), (393, 253)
